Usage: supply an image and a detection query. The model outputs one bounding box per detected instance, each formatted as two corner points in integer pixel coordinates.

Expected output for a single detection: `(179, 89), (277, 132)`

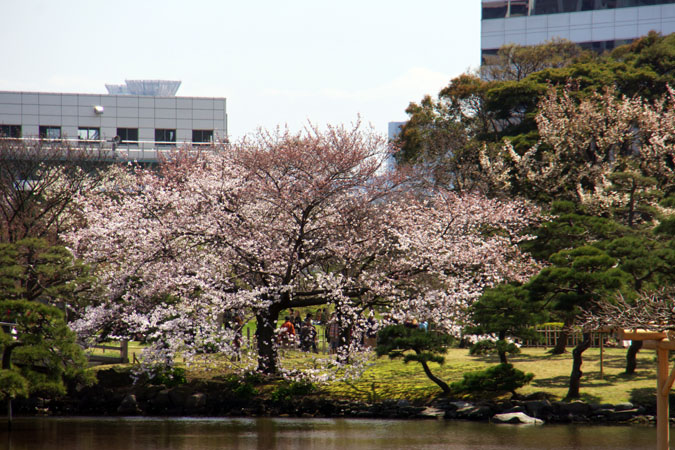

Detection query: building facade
(0, 80), (227, 161)
(481, 0), (675, 58)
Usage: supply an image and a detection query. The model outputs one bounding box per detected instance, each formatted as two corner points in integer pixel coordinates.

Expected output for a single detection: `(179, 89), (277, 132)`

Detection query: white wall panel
(570, 28), (592, 42)
(117, 107), (139, 118)
(100, 97), (117, 107)
(38, 115), (62, 126)
(482, 34), (506, 49)
(138, 118), (155, 128)
(193, 99), (214, 109)
(62, 106), (78, 116)
(78, 117), (101, 127)
(61, 116), (78, 126)
(156, 108), (177, 119)
(548, 13), (570, 27)
(61, 95), (77, 106)
(505, 31), (527, 45)
(0, 104), (21, 115)
(193, 109), (215, 120)
(177, 98), (193, 109)
(155, 98), (176, 109)
(591, 9), (614, 24)
(139, 98), (154, 108)
(614, 23), (639, 39)
(193, 119), (214, 129)
(155, 118), (177, 128)
(139, 108), (155, 118)
(177, 119), (192, 129)
(0, 93), (22, 104)
(22, 94), (38, 104)
(0, 114), (18, 124)
(117, 117), (140, 128)
(527, 15), (548, 30)
(101, 117), (117, 128)
(22, 115), (39, 126)
(638, 5), (662, 20)
(22, 104), (38, 115)
(482, 18), (505, 32)
(117, 96), (139, 108)
(39, 105), (61, 116)
(78, 95), (101, 106)
(38, 94), (61, 105)
(592, 26), (615, 41)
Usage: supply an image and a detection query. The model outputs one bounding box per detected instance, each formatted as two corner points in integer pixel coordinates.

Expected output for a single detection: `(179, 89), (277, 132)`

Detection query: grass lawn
(320, 346), (658, 404)
(90, 339), (659, 405)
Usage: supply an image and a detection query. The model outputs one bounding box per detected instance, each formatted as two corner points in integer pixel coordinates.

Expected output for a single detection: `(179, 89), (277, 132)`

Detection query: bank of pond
(9, 368), (668, 427)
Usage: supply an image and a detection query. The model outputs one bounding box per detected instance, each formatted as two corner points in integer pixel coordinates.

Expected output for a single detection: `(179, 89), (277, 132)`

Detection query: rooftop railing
(0, 137), (220, 163)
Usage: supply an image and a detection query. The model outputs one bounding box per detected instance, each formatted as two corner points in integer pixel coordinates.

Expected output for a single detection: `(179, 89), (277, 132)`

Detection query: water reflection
(0, 417), (657, 450)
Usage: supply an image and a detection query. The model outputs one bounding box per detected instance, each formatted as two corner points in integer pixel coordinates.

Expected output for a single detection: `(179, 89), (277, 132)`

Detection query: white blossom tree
(66, 124), (540, 376)
(481, 85), (675, 225)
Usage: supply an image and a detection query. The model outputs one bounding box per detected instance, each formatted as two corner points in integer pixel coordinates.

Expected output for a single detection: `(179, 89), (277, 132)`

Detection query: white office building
(0, 80), (227, 162)
(481, 0), (675, 59)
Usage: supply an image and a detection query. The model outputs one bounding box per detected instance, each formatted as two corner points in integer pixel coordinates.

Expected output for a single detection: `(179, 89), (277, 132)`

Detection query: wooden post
(600, 332), (605, 380)
(120, 340), (129, 364)
(657, 347), (670, 450)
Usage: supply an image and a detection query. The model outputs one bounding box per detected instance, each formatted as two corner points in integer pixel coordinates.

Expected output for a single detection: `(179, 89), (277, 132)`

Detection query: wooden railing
(521, 326), (614, 348)
(86, 341), (129, 365)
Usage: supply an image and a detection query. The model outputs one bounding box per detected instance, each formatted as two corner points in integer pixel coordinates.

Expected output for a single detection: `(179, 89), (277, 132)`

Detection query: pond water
(0, 417), (658, 450)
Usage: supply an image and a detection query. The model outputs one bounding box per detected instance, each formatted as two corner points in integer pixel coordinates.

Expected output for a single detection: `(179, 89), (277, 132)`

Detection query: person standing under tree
(278, 316), (296, 348)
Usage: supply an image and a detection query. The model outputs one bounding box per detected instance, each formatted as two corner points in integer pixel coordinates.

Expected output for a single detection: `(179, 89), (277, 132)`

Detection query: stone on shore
(492, 412), (544, 425)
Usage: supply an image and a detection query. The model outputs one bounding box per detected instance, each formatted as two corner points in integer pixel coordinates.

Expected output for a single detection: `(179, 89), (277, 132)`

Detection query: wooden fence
(521, 326), (615, 348)
(86, 341), (129, 365)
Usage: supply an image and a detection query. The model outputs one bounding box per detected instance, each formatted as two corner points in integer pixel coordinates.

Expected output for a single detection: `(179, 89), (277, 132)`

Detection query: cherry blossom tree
(66, 124), (540, 376)
(0, 140), (106, 244)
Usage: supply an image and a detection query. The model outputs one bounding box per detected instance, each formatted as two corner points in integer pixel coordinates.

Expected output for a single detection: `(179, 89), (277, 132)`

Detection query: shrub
(469, 340), (495, 356)
(470, 340), (521, 358)
(450, 363), (533, 397)
(271, 381), (316, 403)
(148, 367), (187, 387)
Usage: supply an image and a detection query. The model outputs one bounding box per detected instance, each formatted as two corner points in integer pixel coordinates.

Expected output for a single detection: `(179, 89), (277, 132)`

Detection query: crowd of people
(277, 311), (319, 353)
(277, 309), (386, 354)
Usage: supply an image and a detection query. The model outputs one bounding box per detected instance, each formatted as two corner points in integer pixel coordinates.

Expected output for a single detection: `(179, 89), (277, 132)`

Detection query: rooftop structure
(104, 80), (181, 96)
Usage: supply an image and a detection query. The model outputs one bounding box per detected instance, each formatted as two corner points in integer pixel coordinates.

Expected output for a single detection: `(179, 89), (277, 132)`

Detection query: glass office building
(481, 0), (675, 58)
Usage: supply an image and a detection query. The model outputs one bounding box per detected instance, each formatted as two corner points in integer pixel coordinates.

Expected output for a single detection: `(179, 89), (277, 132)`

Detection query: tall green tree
(526, 246), (629, 399)
(467, 283), (544, 364)
(0, 239), (95, 428)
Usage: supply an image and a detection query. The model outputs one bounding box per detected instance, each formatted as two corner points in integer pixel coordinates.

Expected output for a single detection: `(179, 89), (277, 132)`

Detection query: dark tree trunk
(2, 339), (16, 431)
(497, 332), (508, 364)
(551, 317), (574, 355)
(625, 340), (642, 375)
(566, 332), (592, 399)
(416, 352), (451, 395)
(255, 306), (281, 375)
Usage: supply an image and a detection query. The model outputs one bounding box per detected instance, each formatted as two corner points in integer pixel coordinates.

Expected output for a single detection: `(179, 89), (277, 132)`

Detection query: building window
(192, 129), (213, 145)
(39, 126), (61, 140)
(0, 125), (21, 138)
(155, 128), (176, 146)
(117, 128), (139, 146)
(509, 0), (529, 15)
(78, 127), (100, 142)
(482, 1), (508, 19)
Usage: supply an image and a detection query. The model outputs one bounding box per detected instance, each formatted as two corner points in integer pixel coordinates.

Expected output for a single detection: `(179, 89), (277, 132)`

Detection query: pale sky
(0, 1), (481, 139)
